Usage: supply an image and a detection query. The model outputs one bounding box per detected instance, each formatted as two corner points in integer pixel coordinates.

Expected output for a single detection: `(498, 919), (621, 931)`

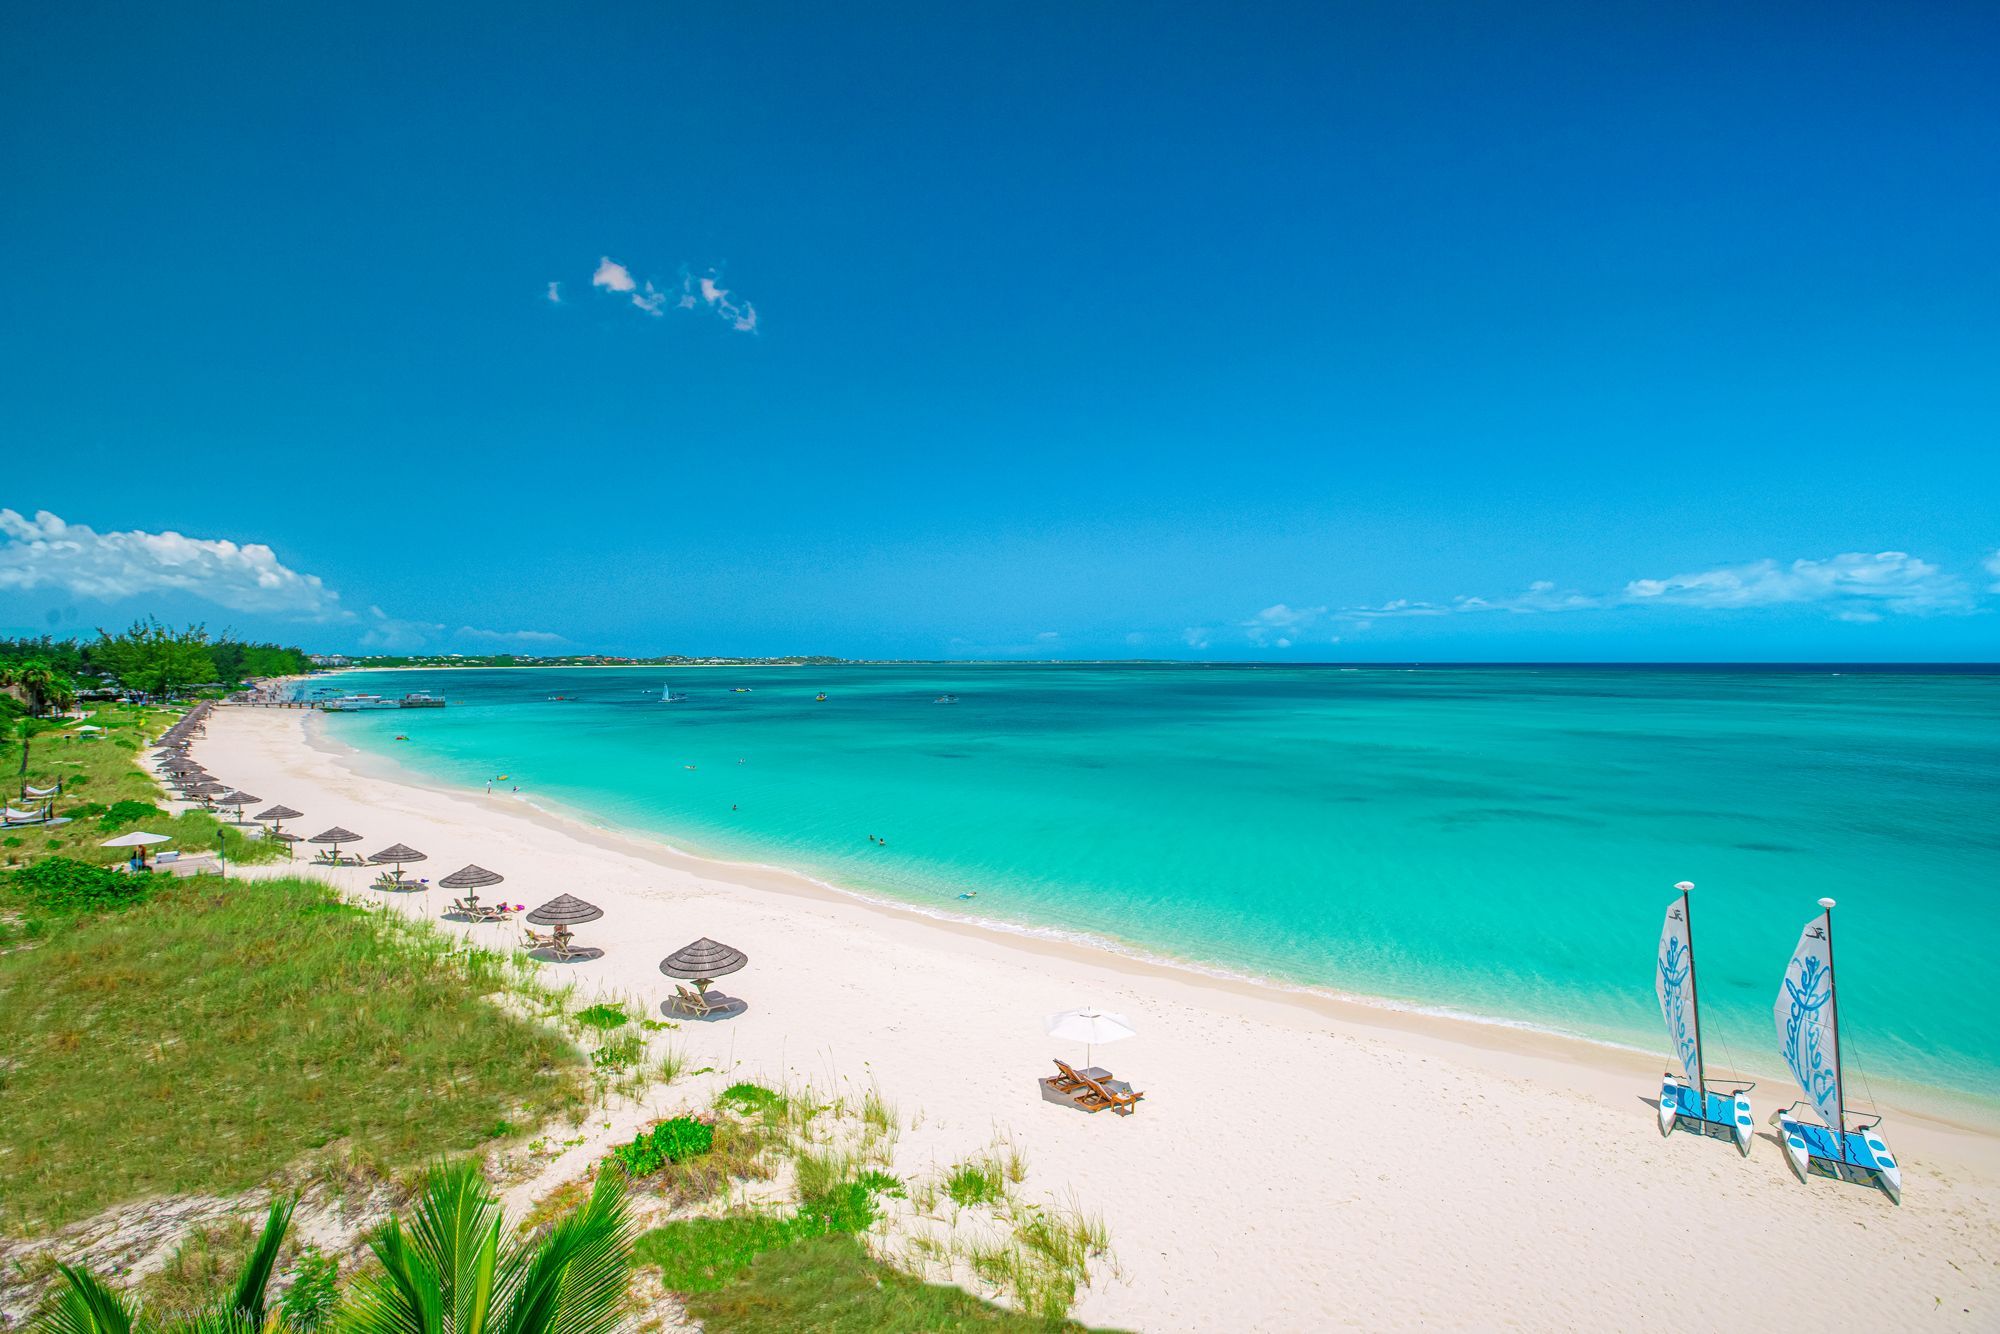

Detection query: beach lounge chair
(1047, 1060), (1145, 1115)
(1045, 1059), (1092, 1095)
(525, 926), (579, 960)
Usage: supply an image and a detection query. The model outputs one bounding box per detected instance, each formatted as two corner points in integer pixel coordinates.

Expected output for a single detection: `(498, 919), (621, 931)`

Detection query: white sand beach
(195, 704), (2000, 1332)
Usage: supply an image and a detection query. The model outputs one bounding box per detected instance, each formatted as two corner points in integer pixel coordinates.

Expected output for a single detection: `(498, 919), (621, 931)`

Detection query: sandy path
(188, 705), (2000, 1332)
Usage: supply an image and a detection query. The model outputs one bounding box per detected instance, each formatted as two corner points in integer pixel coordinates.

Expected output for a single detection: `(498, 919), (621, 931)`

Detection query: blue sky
(3, 4), (1996, 660)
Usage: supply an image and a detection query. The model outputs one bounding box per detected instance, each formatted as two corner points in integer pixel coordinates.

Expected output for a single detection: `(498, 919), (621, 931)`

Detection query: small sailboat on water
(1772, 897), (1902, 1203)
(660, 684), (685, 703)
(1655, 881), (1754, 1152)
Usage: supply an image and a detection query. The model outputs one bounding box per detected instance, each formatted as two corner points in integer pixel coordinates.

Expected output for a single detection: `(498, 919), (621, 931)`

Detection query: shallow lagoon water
(321, 664), (2000, 1107)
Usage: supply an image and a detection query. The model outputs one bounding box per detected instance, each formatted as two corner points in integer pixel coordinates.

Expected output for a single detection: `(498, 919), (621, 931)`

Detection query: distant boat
(814, 692), (829, 702)
(934, 694), (960, 704)
(1772, 897), (1902, 1202)
(1654, 881), (1754, 1153)
(660, 684), (686, 703)
(322, 694), (398, 711)
(732, 687), (753, 693)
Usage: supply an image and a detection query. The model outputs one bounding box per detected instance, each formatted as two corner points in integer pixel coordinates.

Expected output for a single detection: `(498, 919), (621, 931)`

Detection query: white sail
(1774, 909), (1841, 1132)
(1656, 896), (1700, 1088)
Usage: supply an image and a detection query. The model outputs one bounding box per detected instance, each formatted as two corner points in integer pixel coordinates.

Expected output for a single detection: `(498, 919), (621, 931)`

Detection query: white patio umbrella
(101, 830), (172, 868)
(1045, 1006), (1136, 1073)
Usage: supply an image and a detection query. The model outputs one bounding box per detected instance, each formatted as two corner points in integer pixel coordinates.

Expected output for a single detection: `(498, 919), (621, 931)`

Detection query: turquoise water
(319, 665), (2000, 1107)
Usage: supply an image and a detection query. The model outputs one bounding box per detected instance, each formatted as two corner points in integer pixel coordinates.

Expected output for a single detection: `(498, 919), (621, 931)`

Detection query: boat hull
(1659, 1078), (1754, 1155)
(1774, 1109), (1902, 1203)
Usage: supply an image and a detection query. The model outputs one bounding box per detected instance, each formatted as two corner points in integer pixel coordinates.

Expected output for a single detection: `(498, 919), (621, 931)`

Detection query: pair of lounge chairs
(525, 927), (583, 960)
(668, 983), (743, 1019)
(450, 897), (512, 922)
(1043, 1059), (1145, 1115)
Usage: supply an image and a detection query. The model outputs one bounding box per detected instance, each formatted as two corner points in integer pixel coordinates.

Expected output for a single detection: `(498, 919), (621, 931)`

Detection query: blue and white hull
(1659, 1077), (1754, 1155)
(1775, 1109), (1901, 1204)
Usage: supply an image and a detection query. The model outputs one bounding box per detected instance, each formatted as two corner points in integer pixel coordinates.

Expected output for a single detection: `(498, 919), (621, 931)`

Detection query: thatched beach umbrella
(308, 826), (362, 864)
(659, 937), (747, 994)
(439, 864), (506, 913)
(528, 894), (603, 929)
(526, 894), (605, 960)
(368, 842), (428, 887)
(215, 792), (260, 824)
(257, 804), (303, 830)
(439, 864), (504, 890)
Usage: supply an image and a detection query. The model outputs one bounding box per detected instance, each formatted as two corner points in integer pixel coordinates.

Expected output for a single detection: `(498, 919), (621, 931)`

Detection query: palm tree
(35, 1198), (293, 1333)
(0, 659), (76, 717)
(340, 1163), (631, 1334)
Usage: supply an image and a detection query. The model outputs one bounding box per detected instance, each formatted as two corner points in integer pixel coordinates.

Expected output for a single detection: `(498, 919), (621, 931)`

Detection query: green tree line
(0, 619), (316, 708)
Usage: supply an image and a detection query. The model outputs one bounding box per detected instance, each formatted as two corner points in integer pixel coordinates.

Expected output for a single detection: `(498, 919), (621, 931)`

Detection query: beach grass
(681, 1233), (1118, 1332)
(0, 872), (585, 1235)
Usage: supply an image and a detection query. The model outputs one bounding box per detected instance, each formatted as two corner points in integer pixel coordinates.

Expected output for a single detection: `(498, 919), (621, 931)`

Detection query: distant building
(309, 653), (351, 667)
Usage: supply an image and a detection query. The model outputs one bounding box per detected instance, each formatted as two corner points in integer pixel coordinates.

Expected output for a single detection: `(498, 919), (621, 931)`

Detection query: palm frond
(494, 1171), (632, 1334)
(403, 1162), (501, 1334)
(343, 1217), (443, 1334)
(228, 1197), (295, 1328)
(33, 1264), (138, 1334)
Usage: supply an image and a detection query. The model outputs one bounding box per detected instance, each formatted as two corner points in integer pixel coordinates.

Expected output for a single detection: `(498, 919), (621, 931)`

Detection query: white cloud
(458, 626), (566, 645)
(683, 268), (758, 332)
(545, 281), (562, 303)
(1034, 630), (1059, 643)
(0, 509), (347, 619)
(1623, 551), (1968, 615)
(1338, 549), (1982, 626)
(583, 257), (758, 331)
(630, 282), (667, 315)
(1240, 602), (1327, 646)
(361, 606), (444, 651)
(1181, 627), (1212, 650)
(1985, 549), (2000, 593)
(591, 257), (636, 293)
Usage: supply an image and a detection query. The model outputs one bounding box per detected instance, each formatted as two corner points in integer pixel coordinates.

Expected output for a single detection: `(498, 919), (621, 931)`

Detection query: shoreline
(197, 703), (2000, 1330)
(309, 710), (2000, 1133)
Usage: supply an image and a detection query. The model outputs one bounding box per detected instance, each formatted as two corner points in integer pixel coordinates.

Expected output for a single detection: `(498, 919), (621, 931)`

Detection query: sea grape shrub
(609, 1116), (715, 1177)
(6, 856), (153, 912)
(97, 799), (166, 829)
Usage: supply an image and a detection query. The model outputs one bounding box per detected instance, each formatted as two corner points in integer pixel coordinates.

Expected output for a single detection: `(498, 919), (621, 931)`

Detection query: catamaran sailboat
(1655, 881), (1754, 1152)
(1772, 897), (1902, 1203)
(660, 684), (686, 703)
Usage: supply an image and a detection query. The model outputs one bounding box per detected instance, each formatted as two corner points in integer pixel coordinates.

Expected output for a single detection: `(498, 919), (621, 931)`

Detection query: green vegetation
(716, 1082), (787, 1116)
(0, 660), (76, 715)
(0, 874), (585, 1234)
(634, 1179), (887, 1294)
(4, 856), (151, 913)
(574, 1002), (631, 1030)
(0, 701), (290, 872)
(682, 1234), (1114, 1333)
(1, 621), (314, 699)
(34, 1166), (631, 1334)
(341, 1163), (632, 1334)
(944, 1161), (1007, 1208)
(37, 1197), (293, 1332)
(607, 1117), (715, 1177)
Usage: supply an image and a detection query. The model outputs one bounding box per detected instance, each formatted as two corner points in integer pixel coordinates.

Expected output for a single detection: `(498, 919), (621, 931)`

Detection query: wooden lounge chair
(1044, 1059), (1092, 1095)
(1046, 1059), (1144, 1115)
(670, 984), (712, 1016)
(525, 927), (578, 960)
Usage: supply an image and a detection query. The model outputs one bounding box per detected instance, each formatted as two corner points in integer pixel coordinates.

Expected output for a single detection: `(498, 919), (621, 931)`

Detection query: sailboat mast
(1821, 896), (1844, 1148)
(1680, 882), (1705, 1095)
